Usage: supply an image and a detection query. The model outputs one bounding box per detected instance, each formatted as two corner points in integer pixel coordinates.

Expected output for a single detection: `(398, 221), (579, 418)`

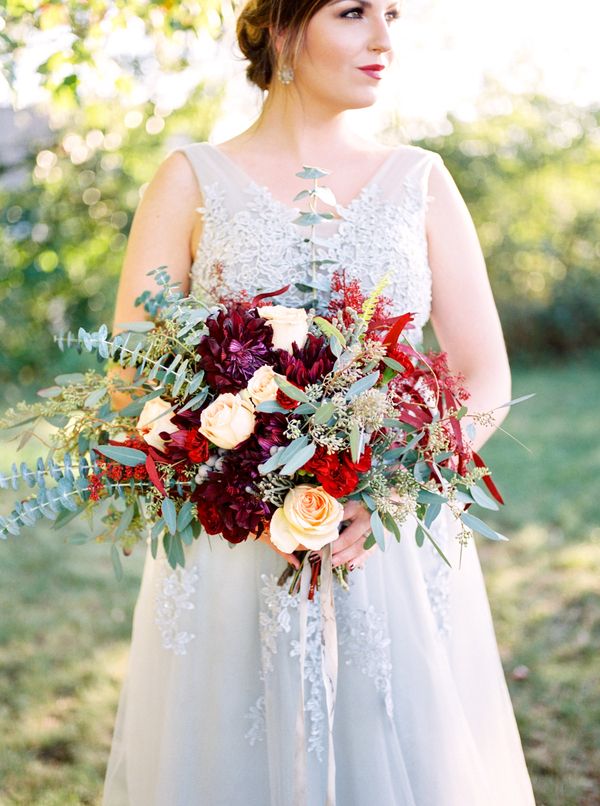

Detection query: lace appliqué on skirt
(154, 562), (200, 655)
(245, 573), (394, 761)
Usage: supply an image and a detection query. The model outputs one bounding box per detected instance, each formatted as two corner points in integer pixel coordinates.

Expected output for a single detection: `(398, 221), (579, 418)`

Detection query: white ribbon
(293, 546), (339, 806)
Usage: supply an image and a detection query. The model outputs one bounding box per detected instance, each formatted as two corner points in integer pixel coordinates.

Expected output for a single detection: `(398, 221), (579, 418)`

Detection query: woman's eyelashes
(340, 7), (400, 22)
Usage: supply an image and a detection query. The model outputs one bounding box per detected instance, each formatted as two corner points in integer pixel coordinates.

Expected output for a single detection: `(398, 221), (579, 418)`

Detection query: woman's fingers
(332, 536), (374, 568)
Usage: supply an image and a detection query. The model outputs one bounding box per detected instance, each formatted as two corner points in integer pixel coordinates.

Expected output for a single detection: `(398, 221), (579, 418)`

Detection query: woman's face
(291, 0), (400, 111)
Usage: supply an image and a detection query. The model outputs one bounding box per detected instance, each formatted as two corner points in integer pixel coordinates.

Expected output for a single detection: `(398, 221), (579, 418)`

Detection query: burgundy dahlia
(196, 303), (275, 393)
(275, 333), (336, 389)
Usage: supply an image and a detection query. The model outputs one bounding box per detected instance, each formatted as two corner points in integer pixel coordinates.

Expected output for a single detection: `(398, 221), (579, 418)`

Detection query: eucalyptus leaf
(370, 510), (387, 551)
(280, 442), (317, 476)
(346, 371), (379, 400)
(273, 376), (310, 403)
(469, 484), (500, 511)
(54, 373), (85, 385)
(460, 512), (509, 541)
(111, 543), (124, 581)
(94, 445), (147, 467)
(312, 402), (336, 425)
(162, 498), (177, 536)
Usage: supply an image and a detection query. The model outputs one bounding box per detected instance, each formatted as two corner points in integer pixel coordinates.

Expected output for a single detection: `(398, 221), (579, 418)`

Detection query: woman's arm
(109, 151), (202, 410)
(426, 156), (511, 452)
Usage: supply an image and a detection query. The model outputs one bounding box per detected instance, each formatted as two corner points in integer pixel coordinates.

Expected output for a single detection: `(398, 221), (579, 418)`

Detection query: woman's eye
(341, 8), (400, 22)
(341, 7), (363, 18)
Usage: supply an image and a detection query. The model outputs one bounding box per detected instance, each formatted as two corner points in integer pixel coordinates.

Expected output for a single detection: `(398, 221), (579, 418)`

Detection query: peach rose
(135, 397), (178, 451)
(257, 305), (309, 353)
(199, 392), (256, 450)
(247, 365), (281, 405)
(269, 484), (344, 553)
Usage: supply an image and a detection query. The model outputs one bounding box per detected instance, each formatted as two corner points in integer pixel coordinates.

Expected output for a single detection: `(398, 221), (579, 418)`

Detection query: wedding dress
(102, 141), (536, 805)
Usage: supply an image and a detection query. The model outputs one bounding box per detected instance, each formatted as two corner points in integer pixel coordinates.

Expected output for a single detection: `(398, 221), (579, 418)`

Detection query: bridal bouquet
(0, 265), (508, 586)
(0, 164), (515, 589)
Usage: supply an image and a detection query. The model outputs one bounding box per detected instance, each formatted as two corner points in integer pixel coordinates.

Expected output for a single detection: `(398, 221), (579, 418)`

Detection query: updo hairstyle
(236, 0), (331, 90)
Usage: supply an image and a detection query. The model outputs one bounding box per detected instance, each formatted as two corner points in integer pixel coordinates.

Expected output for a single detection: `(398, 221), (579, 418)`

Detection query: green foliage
(414, 92), (600, 357)
(1, 0), (237, 107)
(0, 87), (221, 409)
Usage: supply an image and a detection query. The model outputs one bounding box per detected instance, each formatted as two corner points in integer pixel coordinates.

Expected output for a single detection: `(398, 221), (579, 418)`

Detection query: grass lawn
(0, 357), (598, 805)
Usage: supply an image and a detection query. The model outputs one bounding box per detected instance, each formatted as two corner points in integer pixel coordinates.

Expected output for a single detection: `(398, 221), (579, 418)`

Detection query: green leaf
(273, 376), (310, 403)
(469, 484), (500, 511)
(54, 372), (86, 385)
(312, 316), (346, 346)
(383, 511), (402, 542)
(381, 356), (409, 373)
(349, 422), (361, 463)
(255, 400), (287, 414)
(295, 166), (330, 179)
(94, 445), (147, 467)
(162, 498), (177, 535)
(84, 387), (107, 409)
(346, 371), (379, 400)
(415, 524), (425, 547)
(417, 489), (447, 504)
(460, 512), (509, 541)
(413, 461), (430, 483)
(424, 501), (442, 529)
(363, 532), (376, 550)
(415, 519), (452, 566)
(115, 504), (134, 537)
(312, 402), (336, 424)
(280, 442), (317, 476)
(370, 510), (387, 551)
(293, 189), (310, 201)
(177, 501), (195, 531)
(111, 543), (124, 581)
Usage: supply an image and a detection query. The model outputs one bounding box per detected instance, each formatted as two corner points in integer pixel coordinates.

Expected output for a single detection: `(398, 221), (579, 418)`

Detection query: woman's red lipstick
(358, 64), (385, 80)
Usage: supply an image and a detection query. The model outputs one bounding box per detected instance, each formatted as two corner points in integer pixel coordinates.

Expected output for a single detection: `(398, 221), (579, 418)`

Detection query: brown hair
(236, 0), (331, 90)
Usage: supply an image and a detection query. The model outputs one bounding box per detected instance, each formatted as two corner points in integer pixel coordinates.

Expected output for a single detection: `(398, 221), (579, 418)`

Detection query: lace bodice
(170, 141), (443, 345)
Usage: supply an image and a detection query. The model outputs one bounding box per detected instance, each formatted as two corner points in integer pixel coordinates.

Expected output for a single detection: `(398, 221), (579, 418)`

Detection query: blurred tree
(1, 0), (238, 108)
(415, 92), (600, 356)
(0, 87), (222, 406)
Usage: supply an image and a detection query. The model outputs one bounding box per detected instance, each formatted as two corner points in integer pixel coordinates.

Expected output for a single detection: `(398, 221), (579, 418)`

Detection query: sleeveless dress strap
(166, 142), (244, 212)
(375, 145), (443, 211)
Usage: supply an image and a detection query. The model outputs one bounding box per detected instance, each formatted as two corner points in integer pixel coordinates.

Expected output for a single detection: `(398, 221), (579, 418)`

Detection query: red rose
(342, 445), (372, 473)
(276, 387), (302, 410)
(304, 445), (340, 478)
(196, 501), (223, 535)
(320, 462), (359, 497)
(185, 430), (210, 464)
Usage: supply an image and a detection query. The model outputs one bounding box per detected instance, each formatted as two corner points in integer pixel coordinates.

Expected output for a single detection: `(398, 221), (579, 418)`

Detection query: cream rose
(246, 365), (282, 405)
(135, 397), (178, 451)
(199, 392), (256, 450)
(257, 305), (309, 353)
(269, 484), (344, 553)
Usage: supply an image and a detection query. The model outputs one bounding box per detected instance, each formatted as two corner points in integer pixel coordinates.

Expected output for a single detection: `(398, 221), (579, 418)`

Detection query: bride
(103, 0), (536, 803)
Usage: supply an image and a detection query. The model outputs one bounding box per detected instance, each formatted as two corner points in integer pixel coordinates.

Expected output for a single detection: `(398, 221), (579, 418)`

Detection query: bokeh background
(0, 1), (599, 804)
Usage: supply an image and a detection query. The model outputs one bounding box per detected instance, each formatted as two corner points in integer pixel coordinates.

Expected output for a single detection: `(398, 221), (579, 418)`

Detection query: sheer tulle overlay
(102, 143), (536, 805)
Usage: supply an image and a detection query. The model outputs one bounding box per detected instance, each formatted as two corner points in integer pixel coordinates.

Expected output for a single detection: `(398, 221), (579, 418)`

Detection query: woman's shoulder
(391, 142), (444, 167)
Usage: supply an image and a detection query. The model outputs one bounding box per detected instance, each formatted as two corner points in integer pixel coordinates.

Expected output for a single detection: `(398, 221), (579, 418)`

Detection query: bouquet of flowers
(0, 166), (514, 591)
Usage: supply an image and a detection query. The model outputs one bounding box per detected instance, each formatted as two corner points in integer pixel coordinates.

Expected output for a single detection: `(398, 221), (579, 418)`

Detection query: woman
(103, 1), (536, 804)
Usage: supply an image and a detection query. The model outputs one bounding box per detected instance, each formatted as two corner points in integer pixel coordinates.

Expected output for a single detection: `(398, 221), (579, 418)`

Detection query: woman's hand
(256, 528), (301, 570)
(331, 500), (377, 570)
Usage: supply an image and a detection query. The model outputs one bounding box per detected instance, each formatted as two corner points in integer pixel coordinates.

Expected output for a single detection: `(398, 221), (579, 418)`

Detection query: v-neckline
(206, 142), (399, 214)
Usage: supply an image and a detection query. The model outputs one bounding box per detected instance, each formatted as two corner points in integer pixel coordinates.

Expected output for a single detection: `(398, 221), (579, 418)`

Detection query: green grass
(0, 358), (598, 805)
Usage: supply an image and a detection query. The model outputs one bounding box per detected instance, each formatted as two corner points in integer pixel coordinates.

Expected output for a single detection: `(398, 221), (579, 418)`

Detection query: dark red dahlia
(196, 303), (276, 393)
(275, 333), (336, 389)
